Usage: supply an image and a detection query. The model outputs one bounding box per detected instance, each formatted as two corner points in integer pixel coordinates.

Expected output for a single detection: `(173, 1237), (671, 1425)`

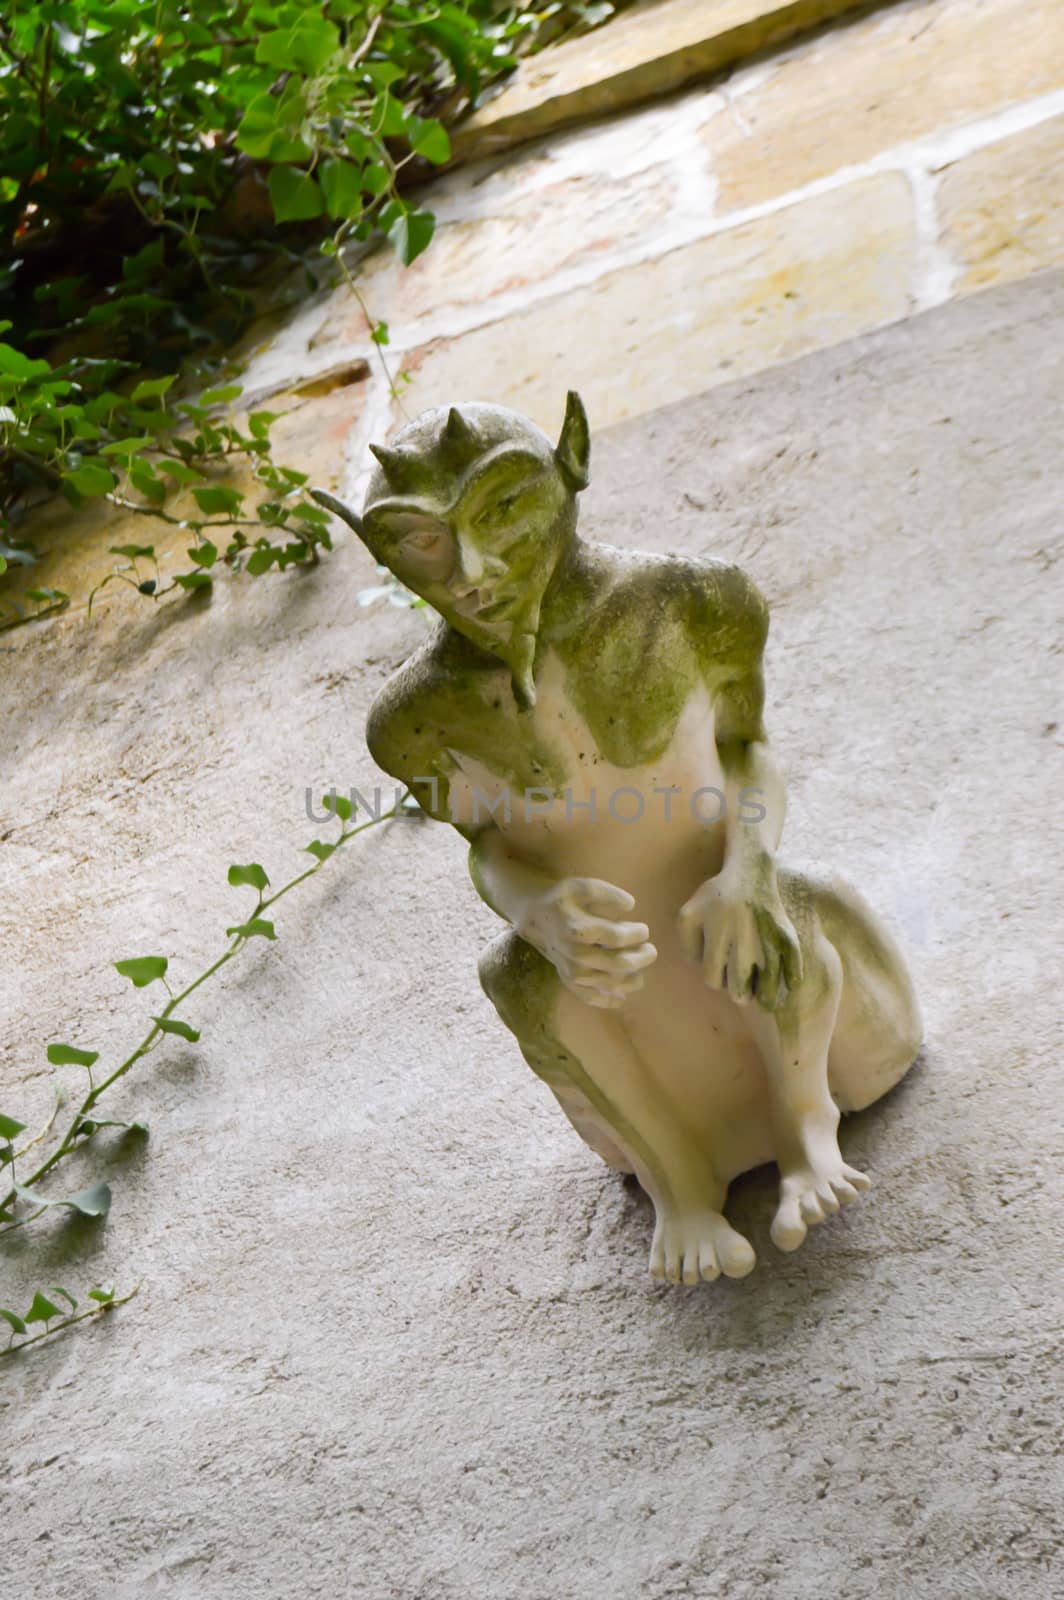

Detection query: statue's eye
(475, 491), (521, 527)
(404, 530), (442, 552)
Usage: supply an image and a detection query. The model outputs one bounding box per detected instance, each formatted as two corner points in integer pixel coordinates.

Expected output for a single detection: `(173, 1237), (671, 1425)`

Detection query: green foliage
(1, 793), (409, 1357)
(0, 1), (625, 622)
(114, 955), (169, 988)
(228, 862), (270, 892)
(46, 1043), (99, 1069)
(13, 1179), (112, 1216)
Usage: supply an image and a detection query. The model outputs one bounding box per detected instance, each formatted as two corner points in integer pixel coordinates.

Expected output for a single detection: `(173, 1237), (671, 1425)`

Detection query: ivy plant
(0, 1), (626, 615)
(1, 791), (410, 1356)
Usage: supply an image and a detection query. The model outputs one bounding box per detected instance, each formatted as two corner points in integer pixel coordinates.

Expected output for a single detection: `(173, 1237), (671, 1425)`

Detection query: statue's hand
(678, 863), (802, 1010)
(518, 878), (657, 1010)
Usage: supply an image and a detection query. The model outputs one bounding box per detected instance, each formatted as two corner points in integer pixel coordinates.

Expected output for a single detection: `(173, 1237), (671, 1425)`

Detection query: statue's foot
(770, 1155), (871, 1252)
(649, 1208), (756, 1285)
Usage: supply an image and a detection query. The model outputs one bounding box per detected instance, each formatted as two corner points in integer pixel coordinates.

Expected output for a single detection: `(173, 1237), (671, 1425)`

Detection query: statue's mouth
(454, 588), (512, 623)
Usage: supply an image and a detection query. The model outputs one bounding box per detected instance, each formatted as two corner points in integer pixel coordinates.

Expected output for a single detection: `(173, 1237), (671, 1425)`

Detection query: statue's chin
(443, 606), (516, 651)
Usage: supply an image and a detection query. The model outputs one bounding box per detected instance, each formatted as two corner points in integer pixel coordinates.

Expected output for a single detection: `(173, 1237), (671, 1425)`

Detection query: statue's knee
(478, 932), (519, 1018)
(478, 931), (556, 1036)
(777, 870), (842, 1012)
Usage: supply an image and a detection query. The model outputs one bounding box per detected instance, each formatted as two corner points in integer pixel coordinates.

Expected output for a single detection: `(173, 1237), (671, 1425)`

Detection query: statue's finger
(569, 975), (640, 1008)
(569, 878), (635, 917)
(732, 919), (763, 1004)
(571, 970), (645, 996)
(702, 929), (730, 990)
(726, 950), (750, 1002)
(577, 987), (626, 1010)
(780, 934), (804, 993)
(572, 942), (657, 976)
(676, 904), (704, 963)
(570, 914), (650, 949)
(757, 947), (781, 1010)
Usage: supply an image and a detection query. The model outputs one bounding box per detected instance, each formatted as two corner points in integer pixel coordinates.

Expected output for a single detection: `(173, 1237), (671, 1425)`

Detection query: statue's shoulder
(589, 545), (768, 663)
(365, 621), (496, 781)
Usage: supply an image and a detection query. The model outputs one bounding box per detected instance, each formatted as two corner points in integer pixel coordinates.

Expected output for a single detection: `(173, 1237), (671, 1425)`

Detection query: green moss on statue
(315, 392), (922, 1285)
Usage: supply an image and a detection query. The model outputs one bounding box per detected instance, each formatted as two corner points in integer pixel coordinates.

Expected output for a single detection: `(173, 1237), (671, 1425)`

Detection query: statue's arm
(468, 826), (657, 1010)
(678, 567), (801, 1009)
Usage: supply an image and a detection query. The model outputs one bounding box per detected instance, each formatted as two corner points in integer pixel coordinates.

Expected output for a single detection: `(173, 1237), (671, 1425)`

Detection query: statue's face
(361, 404), (580, 655)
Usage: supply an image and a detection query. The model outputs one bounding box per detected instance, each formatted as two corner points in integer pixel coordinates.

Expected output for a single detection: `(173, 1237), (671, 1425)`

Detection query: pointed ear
(555, 390), (590, 491)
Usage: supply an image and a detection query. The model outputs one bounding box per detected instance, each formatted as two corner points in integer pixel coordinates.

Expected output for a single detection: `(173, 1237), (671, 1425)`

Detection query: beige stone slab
(938, 113), (1064, 293)
(703, 0), (1064, 213)
(452, 0), (881, 159)
(394, 172), (916, 438)
(310, 157), (684, 354)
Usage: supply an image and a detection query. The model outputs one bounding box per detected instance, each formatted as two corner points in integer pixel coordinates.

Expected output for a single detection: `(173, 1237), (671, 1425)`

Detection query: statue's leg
(479, 930), (756, 1284)
(740, 869), (921, 1252)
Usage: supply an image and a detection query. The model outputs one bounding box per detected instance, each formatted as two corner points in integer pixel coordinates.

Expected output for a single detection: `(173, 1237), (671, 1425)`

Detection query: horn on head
(368, 442), (409, 486)
(444, 406), (475, 446)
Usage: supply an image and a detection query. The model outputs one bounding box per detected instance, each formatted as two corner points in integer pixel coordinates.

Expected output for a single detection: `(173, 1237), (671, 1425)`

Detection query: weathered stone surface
(316, 157), (684, 351)
(938, 113), (1064, 292)
(703, 0), (1064, 213)
(3, 271), (1063, 1599)
(397, 173), (916, 434)
(453, 0), (881, 159)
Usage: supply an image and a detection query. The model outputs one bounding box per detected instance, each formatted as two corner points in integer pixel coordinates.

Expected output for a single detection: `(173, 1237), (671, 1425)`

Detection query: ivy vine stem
(1, 804), (402, 1218)
(0, 1283), (141, 1361)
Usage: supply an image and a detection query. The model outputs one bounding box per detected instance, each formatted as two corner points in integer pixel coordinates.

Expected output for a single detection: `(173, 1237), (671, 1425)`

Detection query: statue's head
(360, 392), (591, 703)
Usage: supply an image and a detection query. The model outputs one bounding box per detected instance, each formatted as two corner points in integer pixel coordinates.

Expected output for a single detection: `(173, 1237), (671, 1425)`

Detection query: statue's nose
(456, 531), (484, 584)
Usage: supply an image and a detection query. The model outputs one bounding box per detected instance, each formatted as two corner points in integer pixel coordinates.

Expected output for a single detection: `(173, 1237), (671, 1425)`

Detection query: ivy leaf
(87, 1287), (115, 1305)
(0, 1308), (27, 1335)
(362, 163), (389, 197)
(226, 918), (277, 941)
(256, 19), (340, 75)
(407, 116), (451, 165)
(0, 342), (51, 379)
(235, 94), (281, 158)
(245, 546), (276, 575)
(50, 1286), (78, 1312)
(322, 792), (353, 821)
(114, 955), (168, 988)
(0, 1112), (26, 1140)
(100, 436), (157, 457)
(248, 412), (279, 440)
(319, 159), (364, 221)
(151, 1016), (200, 1042)
(304, 840), (335, 862)
(159, 461), (204, 486)
(173, 571), (213, 590)
(63, 462), (116, 498)
(129, 460), (167, 504)
(199, 384), (242, 407)
(376, 91), (406, 138)
(46, 1043), (100, 1069)
(228, 863), (269, 892)
(388, 209), (435, 267)
(268, 167), (325, 224)
(22, 1293), (61, 1328)
(109, 544), (155, 560)
(130, 375), (176, 404)
(14, 1180), (112, 1218)
(189, 540), (218, 569)
(25, 1291), (64, 1324)
(191, 485), (242, 515)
